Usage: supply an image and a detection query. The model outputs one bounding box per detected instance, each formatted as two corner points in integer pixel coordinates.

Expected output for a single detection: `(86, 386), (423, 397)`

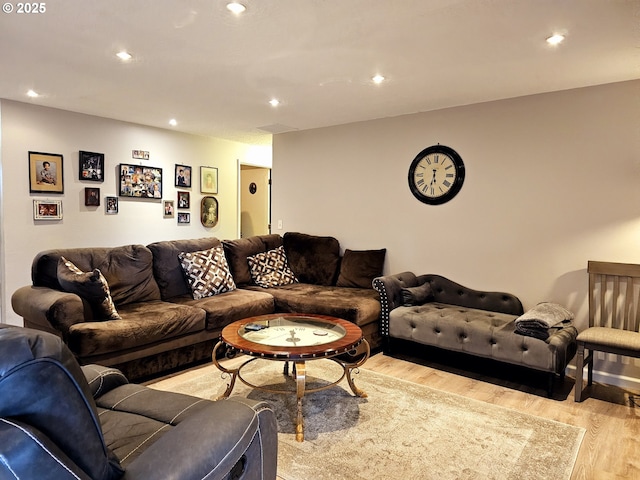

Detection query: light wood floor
(362, 349), (640, 480)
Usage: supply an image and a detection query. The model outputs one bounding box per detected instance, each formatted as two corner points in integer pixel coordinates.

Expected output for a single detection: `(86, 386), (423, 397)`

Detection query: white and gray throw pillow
(178, 245), (236, 299)
(248, 246), (298, 288)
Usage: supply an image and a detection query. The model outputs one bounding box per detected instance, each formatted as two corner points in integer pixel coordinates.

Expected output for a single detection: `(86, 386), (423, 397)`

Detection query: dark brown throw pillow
(283, 232), (340, 285)
(57, 257), (121, 320)
(401, 282), (434, 306)
(336, 248), (386, 289)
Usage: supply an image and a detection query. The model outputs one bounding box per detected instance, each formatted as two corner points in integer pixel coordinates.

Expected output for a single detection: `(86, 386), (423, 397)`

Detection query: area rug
(149, 359), (584, 480)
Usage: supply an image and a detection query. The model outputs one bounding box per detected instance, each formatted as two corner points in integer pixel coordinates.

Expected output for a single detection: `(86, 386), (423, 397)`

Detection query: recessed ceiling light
(546, 34), (565, 46)
(169, 119), (177, 127)
(26, 89), (39, 98)
(372, 74), (385, 84)
(116, 51), (133, 61)
(269, 99), (280, 107)
(226, 2), (246, 14)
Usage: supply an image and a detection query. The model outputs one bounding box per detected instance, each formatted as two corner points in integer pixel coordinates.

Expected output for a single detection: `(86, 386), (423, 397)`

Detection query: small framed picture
(175, 164), (192, 187)
(200, 166), (218, 194)
(201, 196), (219, 228)
(29, 151), (64, 194)
(132, 150), (149, 160)
(79, 151), (104, 182)
(177, 191), (190, 209)
(84, 187), (100, 206)
(163, 200), (175, 218)
(177, 212), (190, 224)
(105, 196), (118, 214)
(33, 199), (63, 220)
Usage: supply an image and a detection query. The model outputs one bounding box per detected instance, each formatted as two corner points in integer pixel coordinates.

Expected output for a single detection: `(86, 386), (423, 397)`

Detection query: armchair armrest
(125, 397), (278, 480)
(11, 286), (88, 338)
(82, 365), (129, 398)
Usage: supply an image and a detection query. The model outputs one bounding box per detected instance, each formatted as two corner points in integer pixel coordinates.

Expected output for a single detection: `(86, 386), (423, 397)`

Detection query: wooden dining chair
(574, 260), (640, 402)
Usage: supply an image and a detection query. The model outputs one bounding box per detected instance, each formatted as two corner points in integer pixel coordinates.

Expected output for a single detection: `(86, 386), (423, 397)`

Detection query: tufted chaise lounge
(372, 272), (578, 396)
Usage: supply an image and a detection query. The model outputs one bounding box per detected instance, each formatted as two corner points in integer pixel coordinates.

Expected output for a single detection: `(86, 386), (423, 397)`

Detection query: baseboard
(566, 364), (640, 392)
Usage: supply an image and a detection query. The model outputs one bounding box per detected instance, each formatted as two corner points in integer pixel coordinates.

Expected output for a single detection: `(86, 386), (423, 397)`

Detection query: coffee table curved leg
(294, 360), (306, 442)
(344, 339), (370, 398)
(211, 341), (239, 400)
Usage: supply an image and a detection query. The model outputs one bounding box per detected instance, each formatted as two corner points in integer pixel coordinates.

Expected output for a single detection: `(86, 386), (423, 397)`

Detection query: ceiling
(1, 0), (638, 145)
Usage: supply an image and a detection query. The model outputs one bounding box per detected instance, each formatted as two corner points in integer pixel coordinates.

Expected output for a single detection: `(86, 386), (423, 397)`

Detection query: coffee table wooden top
(220, 313), (364, 360)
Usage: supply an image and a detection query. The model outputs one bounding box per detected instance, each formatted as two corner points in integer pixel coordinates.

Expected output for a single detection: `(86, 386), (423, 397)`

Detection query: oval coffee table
(212, 313), (370, 442)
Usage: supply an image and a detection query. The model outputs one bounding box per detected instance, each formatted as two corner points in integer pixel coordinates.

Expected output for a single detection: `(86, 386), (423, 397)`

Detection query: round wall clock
(408, 144), (465, 205)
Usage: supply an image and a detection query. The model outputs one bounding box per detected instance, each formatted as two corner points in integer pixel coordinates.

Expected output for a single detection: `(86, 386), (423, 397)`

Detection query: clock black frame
(408, 144), (465, 205)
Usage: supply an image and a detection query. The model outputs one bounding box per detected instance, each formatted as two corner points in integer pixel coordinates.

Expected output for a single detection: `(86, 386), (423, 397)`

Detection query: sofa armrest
(372, 272), (419, 336)
(11, 286), (88, 338)
(82, 365), (129, 398)
(0, 418), (92, 480)
(125, 397), (278, 480)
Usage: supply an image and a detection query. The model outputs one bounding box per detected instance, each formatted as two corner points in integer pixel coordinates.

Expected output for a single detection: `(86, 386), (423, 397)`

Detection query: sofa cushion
(246, 284), (380, 327)
(32, 245), (161, 306)
(336, 248), (386, 289)
(401, 282), (434, 306)
(169, 289), (275, 330)
(57, 257), (121, 320)
(148, 237), (221, 299)
(178, 246), (236, 299)
(283, 232), (340, 286)
(248, 246), (298, 288)
(222, 234), (283, 286)
(67, 300), (206, 358)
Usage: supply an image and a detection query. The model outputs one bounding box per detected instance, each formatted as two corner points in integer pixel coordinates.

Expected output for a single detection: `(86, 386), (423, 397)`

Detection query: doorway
(240, 165), (271, 238)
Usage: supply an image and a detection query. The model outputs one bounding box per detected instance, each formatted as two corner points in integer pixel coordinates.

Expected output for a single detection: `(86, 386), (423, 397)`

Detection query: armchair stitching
(0, 418), (82, 480)
(169, 399), (207, 424)
(119, 424), (171, 462)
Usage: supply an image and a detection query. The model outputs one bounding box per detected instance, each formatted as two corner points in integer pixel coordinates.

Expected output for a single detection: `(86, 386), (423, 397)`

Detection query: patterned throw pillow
(57, 257), (121, 320)
(248, 246), (298, 288)
(178, 245), (236, 299)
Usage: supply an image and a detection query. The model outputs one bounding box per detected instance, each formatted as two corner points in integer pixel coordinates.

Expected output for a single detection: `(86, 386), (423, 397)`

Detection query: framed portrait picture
(105, 196), (118, 214)
(79, 151), (104, 182)
(29, 151), (64, 194)
(200, 166), (218, 194)
(84, 187), (100, 206)
(175, 164), (192, 188)
(33, 199), (62, 220)
(177, 191), (190, 209)
(177, 212), (190, 224)
(118, 164), (163, 199)
(201, 196), (219, 228)
(163, 200), (175, 218)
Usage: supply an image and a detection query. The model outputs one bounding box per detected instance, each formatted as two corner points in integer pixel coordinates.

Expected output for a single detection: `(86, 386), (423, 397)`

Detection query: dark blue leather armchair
(0, 324), (278, 480)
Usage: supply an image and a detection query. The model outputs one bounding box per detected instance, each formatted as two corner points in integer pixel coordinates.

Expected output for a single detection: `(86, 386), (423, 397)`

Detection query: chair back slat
(588, 261), (640, 332)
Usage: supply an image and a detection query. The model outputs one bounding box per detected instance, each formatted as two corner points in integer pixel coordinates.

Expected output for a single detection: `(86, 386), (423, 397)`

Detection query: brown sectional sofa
(11, 232), (384, 379)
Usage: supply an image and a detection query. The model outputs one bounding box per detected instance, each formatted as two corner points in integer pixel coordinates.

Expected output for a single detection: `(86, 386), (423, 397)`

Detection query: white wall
(0, 100), (271, 324)
(272, 80), (640, 386)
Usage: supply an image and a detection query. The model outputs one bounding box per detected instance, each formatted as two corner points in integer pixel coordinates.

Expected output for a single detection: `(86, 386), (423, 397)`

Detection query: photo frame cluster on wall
(29, 152), (222, 225)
